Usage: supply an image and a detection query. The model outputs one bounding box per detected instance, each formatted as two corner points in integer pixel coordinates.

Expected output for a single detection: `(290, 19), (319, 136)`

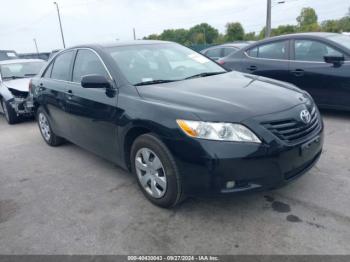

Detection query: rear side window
(205, 48), (222, 58)
(247, 41), (287, 60)
(294, 40), (343, 62)
(51, 51), (75, 81)
(223, 47), (238, 57)
(72, 49), (109, 83)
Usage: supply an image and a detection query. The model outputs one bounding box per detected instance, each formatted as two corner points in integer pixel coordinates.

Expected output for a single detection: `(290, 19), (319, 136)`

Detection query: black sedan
(31, 41), (323, 207)
(219, 33), (350, 111)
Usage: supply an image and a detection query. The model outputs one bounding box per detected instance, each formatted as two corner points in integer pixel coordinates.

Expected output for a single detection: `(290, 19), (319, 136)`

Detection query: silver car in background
(0, 59), (45, 124)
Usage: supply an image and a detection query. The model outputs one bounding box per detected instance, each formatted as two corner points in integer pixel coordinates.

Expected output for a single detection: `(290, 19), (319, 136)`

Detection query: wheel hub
(135, 148), (167, 198)
(38, 113), (51, 141)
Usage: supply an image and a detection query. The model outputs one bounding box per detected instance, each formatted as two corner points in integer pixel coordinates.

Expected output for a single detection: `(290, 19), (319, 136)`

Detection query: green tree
(143, 34), (159, 40)
(297, 7), (320, 32)
(188, 23), (219, 44)
(321, 20), (341, 33)
(338, 17), (350, 32)
(271, 25), (298, 36)
(158, 29), (189, 45)
(225, 22), (245, 41)
(244, 32), (257, 41)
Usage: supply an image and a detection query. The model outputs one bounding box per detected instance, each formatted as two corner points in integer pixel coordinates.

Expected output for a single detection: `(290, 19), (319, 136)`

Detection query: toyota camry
(31, 41), (323, 207)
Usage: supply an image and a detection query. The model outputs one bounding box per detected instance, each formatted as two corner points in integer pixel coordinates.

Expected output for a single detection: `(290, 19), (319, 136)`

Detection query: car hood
(136, 71), (309, 122)
(3, 78), (31, 92)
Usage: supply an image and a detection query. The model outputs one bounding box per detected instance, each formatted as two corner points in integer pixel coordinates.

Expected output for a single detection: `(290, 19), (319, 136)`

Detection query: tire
(36, 107), (64, 146)
(131, 133), (184, 208)
(1, 99), (19, 125)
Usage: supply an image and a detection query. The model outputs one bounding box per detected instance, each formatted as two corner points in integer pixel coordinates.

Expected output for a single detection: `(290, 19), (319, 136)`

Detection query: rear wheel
(1, 99), (19, 125)
(37, 107), (64, 146)
(131, 133), (184, 208)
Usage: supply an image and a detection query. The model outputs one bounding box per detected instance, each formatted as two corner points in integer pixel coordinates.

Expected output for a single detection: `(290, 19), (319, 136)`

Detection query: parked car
(201, 42), (251, 61)
(0, 50), (18, 61)
(31, 41), (323, 208)
(219, 33), (350, 111)
(18, 52), (51, 61)
(0, 59), (45, 124)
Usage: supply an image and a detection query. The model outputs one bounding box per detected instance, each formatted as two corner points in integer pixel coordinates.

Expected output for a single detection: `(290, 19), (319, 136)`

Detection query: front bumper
(163, 115), (324, 196)
(8, 96), (34, 116)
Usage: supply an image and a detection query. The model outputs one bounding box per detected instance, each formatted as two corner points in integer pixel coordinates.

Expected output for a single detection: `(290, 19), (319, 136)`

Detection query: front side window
(72, 50), (109, 83)
(0, 61), (44, 80)
(51, 51), (75, 81)
(107, 43), (225, 85)
(294, 40), (343, 62)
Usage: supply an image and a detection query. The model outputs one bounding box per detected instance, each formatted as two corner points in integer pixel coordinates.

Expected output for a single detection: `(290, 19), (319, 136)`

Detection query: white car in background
(0, 59), (45, 124)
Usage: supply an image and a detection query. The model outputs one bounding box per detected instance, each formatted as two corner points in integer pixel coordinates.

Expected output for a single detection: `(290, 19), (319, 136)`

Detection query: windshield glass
(107, 43), (226, 85)
(0, 61), (44, 80)
(327, 34), (350, 50)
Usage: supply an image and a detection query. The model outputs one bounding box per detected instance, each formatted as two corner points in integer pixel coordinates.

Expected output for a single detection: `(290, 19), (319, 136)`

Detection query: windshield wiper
(6, 76), (25, 79)
(184, 71), (226, 80)
(24, 73), (37, 77)
(134, 79), (178, 86)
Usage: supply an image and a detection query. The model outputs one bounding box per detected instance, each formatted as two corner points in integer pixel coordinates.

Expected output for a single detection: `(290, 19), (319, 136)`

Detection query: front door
(289, 39), (350, 109)
(65, 49), (120, 163)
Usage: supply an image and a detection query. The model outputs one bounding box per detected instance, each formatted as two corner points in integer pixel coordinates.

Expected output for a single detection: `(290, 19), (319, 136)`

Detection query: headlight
(176, 120), (261, 143)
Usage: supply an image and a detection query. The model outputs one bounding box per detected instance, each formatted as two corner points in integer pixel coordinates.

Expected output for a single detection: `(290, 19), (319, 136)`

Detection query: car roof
(0, 59), (45, 65)
(254, 32), (340, 44)
(69, 40), (174, 50)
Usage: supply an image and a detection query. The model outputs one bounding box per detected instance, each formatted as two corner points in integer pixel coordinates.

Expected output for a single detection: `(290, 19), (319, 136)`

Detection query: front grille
(262, 107), (321, 144)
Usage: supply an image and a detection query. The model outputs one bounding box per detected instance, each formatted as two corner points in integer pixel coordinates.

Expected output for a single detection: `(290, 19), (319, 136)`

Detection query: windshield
(107, 43), (226, 85)
(327, 34), (350, 50)
(0, 61), (44, 80)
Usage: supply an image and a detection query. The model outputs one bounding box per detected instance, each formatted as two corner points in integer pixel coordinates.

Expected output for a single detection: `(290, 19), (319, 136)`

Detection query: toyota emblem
(300, 110), (311, 124)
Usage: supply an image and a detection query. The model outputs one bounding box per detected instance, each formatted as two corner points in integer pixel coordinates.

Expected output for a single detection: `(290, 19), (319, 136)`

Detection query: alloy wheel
(38, 113), (51, 141)
(135, 148), (167, 198)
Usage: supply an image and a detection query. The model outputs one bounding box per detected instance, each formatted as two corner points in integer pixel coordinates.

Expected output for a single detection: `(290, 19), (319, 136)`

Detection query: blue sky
(0, 0), (349, 52)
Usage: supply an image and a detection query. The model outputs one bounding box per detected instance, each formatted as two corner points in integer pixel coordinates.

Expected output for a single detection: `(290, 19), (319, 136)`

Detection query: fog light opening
(226, 181), (236, 189)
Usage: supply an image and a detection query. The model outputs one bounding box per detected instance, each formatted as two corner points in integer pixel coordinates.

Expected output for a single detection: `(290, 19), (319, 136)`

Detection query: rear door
(65, 49), (119, 162)
(232, 40), (290, 82)
(289, 38), (350, 108)
(38, 50), (75, 138)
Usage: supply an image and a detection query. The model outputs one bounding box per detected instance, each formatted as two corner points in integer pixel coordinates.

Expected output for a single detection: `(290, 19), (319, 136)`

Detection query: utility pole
(265, 0), (272, 38)
(133, 28), (136, 40)
(33, 38), (39, 57)
(53, 2), (66, 48)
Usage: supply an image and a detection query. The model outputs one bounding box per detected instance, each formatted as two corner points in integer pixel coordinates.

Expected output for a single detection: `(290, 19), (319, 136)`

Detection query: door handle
(292, 69), (305, 77)
(66, 90), (73, 99)
(247, 65), (257, 72)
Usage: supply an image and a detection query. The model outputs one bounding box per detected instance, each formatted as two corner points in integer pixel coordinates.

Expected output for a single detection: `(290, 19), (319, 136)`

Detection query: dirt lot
(0, 110), (349, 254)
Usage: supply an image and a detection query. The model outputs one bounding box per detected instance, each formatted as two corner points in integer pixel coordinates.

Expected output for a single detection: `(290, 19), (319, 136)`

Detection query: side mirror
(81, 74), (112, 89)
(324, 55), (344, 66)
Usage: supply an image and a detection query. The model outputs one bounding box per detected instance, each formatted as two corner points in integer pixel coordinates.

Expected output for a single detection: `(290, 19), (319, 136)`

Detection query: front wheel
(1, 99), (19, 125)
(37, 107), (64, 146)
(131, 133), (184, 208)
